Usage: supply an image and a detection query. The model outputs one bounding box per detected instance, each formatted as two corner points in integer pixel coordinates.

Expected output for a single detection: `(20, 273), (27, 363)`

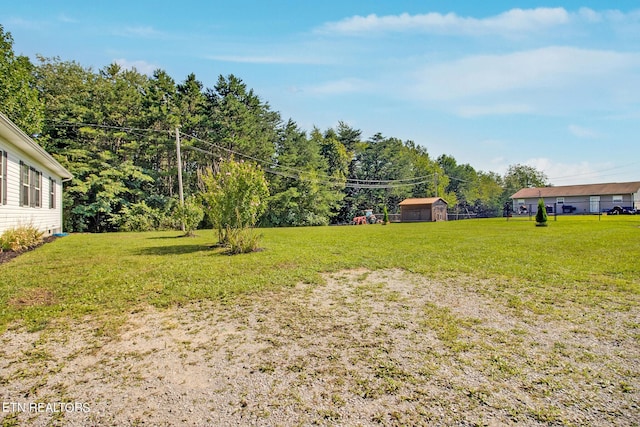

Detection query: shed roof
(511, 181), (640, 199)
(399, 197), (448, 206)
(0, 111), (73, 180)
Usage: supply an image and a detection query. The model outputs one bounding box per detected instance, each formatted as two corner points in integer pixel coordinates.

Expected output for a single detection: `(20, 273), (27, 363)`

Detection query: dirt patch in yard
(7, 288), (57, 308)
(0, 269), (638, 426)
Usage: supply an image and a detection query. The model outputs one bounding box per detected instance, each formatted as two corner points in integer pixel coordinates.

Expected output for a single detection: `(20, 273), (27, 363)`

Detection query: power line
(183, 144), (433, 189)
(48, 121), (437, 189)
(181, 131), (436, 189)
(47, 120), (171, 135)
(548, 162), (640, 183)
(46, 120), (638, 186)
(183, 145), (343, 187)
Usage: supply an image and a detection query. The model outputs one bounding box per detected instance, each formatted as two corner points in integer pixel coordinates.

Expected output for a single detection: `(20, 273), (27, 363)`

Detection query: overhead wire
(46, 119), (636, 188)
(548, 161), (640, 183)
(47, 120), (437, 188)
(184, 144), (432, 189)
(180, 131), (436, 189)
(47, 119), (168, 135)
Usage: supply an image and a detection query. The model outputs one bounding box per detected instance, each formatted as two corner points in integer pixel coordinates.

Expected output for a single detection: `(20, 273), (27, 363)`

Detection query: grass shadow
(145, 234), (194, 240)
(136, 244), (213, 256)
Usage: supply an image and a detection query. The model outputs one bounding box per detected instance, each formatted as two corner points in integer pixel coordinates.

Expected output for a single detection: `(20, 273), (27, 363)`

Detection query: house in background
(510, 181), (640, 214)
(399, 197), (448, 222)
(0, 112), (73, 235)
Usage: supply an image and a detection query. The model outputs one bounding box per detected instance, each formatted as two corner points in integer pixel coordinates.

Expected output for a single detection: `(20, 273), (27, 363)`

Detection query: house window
(612, 195), (623, 203)
(20, 162), (29, 206)
(30, 168), (42, 208)
(556, 197), (564, 204)
(19, 161), (42, 208)
(0, 150), (6, 205)
(49, 178), (56, 209)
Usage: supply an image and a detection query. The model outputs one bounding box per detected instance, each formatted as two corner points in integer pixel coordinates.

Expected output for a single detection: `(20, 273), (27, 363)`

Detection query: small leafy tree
(173, 195), (205, 236)
(201, 159), (269, 247)
(109, 201), (166, 232)
(382, 205), (389, 225)
(536, 198), (548, 226)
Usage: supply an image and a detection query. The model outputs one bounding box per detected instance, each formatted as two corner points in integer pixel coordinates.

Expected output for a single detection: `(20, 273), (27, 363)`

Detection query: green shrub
(110, 201), (168, 232)
(536, 198), (548, 226)
(302, 212), (329, 226)
(201, 159), (269, 244)
(0, 224), (44, 252)
(172, 195), (205, 236)
(225, 226), (262, 255)
(383, 206), (390, 225)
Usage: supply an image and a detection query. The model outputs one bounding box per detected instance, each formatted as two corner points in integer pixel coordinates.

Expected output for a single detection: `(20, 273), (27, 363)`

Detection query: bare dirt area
(1, 269), (638, 426)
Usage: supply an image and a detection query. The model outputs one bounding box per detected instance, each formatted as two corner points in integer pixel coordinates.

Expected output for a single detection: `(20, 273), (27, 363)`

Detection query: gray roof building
(510, 181), (640, 214)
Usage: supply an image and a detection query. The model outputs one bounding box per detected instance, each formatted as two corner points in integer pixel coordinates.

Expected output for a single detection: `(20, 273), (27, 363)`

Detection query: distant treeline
(0, 25), (548, 232)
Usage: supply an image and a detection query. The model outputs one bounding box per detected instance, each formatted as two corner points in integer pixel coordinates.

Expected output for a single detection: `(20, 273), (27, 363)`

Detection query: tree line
(0, 26), (549, 232)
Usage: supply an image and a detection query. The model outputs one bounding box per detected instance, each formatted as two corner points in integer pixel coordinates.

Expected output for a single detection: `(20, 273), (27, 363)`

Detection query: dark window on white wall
(0, 150), (6, 205)
(30, 168), (42, 208)
(19, 161), (42, 208)
(49, 177), (56, 209)
(20, 161), (29, 206)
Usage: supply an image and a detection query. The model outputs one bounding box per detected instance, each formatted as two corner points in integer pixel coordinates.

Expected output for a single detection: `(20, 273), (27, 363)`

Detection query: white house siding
(0, 142), (64, 235)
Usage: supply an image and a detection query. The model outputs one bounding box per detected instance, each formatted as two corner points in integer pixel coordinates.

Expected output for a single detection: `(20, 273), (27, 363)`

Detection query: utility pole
(175, 127), (185, 231)
(434, 172), (438, 197)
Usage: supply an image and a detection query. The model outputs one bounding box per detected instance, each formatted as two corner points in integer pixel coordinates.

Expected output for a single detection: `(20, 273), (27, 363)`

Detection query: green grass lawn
(1, 216), (639, 333)
(1, 216), (639, 425)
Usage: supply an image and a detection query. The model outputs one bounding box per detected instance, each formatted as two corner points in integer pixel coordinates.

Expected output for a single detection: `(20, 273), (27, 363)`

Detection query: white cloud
(577, 7), (602, 23)
(318, 8), (569, 36)
(6, 17), (42, 30)
(114, 59), (157, 75)
(410, 47), (640, 104)
(207, 54), (324, 65)
(457, 104), (534, 117)
(114, 26), (164, 39)
(568, 124), (600, 139)
(57, 14), (77, 24)
(490, 156), (506, 166)
(317, 7), (640, 36)
(522, 158), (624, 185)
(482, 8), (570, 32)
(305, 78), (369, 96)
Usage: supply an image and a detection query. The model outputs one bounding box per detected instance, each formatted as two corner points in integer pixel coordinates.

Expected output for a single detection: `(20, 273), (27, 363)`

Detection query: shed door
(589, 196), (600, 213)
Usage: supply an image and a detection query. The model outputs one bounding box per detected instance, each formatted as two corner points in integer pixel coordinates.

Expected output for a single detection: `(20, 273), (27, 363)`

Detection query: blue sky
(3, 1), (639, 185)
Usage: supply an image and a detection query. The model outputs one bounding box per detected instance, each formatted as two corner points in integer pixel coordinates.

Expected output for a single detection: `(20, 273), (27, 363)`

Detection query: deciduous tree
(0, 25), (43, 135)
(201, 159), (269, 243)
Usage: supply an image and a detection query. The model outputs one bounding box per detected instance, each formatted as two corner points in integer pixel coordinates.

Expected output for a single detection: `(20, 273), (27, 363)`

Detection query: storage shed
(399, 197), (448, 222)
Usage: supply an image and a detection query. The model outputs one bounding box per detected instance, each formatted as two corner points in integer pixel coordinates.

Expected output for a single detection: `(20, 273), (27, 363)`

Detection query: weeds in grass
(1, 262), (637, 426)
(317, 409), (341, 421)
(225, 226), (262, 255)
(0, 217), (638, 333)
(421, 303), (475, 352)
